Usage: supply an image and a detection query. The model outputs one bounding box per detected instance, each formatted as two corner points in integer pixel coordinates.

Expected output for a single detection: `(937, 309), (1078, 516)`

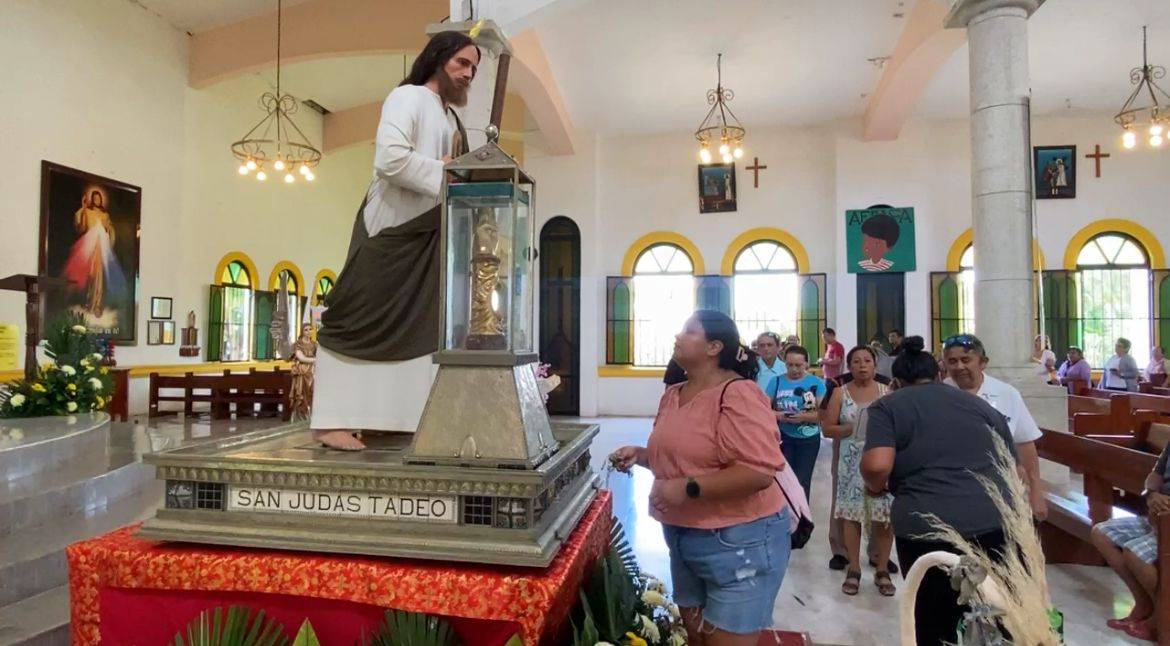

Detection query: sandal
(842, 570), (861, 596)
(875, 571), (896, 596)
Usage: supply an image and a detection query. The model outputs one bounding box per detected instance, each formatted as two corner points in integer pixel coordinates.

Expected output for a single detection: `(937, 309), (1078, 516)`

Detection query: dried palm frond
(913, 431), (1060, 646)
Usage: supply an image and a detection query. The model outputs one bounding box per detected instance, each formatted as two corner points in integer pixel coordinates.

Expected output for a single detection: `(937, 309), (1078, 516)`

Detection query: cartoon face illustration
(860, 213), (900, 262)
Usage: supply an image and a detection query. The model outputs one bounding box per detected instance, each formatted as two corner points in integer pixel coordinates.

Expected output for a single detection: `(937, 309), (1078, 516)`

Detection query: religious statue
(466, 206), (505, 349)
(290, 322), (316, 421)
(180, 310), (201, 357)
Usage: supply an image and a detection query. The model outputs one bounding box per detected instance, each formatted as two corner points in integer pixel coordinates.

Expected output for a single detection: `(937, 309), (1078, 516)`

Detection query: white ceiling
(131, 0), (314, 33)
(916, 0), (1170, 120)
(135, 0), (1170, 134)
(533, 0), (911, 134)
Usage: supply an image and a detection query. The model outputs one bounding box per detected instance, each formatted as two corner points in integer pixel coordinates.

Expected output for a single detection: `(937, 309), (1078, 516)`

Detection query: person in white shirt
(942, 334), (1047, 520)
(1031, 334), (1056, 382)
(754, 332), (785, 396)
(1102, 337), (1140, 392)
(311, 32), (480, 450)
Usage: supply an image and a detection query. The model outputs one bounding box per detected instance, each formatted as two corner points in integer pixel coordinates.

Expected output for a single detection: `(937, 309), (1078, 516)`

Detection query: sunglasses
(943, 334), (984, 351)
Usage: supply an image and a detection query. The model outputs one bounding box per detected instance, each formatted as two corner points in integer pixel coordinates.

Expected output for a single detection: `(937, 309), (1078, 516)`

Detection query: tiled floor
(583, 416), (1151, 646)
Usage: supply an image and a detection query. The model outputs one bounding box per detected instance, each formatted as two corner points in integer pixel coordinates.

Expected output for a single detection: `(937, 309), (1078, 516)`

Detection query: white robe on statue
(310, 85), (456, 433)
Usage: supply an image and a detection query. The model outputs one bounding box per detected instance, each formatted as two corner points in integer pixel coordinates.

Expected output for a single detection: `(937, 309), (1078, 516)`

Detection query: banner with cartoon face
(845, 207), (916, 274)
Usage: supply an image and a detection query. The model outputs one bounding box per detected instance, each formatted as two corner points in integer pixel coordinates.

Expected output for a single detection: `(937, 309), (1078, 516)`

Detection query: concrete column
(946, 0), (1068, 445)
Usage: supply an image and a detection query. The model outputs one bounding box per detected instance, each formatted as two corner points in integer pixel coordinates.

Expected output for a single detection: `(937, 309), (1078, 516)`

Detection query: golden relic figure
(466, 206), (505, 349)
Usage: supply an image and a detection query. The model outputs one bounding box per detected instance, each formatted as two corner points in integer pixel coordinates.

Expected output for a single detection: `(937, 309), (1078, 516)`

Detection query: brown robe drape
(317, 112), (468, 362)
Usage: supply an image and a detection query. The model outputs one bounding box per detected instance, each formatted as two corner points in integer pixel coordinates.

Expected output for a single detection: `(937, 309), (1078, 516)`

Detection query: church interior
(2, 0), (1170, 644)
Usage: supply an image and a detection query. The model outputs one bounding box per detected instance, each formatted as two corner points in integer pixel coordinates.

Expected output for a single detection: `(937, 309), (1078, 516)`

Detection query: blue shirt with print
(772, 373), (826, 439)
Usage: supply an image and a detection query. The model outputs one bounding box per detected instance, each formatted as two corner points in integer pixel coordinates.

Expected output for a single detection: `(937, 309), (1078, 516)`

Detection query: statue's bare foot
(313, 430), (366, 451)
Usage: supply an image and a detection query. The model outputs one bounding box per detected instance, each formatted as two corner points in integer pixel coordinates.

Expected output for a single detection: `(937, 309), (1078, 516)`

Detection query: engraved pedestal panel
(137, 421), (598, 567)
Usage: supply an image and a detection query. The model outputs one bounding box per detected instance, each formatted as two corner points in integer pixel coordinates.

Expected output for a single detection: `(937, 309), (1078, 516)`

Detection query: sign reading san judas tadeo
(845, 206), (917, 274)
(227, 487), (457, 523)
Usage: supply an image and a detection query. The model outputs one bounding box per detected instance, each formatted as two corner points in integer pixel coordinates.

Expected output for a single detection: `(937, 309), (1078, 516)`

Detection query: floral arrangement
(0, 314), (113, 418)
(533, 362), (562, 404)
(571, 522), (686, 646)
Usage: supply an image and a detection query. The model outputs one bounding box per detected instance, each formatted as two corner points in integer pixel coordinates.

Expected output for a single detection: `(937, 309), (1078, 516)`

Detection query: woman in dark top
(858, 336), (1017, 646)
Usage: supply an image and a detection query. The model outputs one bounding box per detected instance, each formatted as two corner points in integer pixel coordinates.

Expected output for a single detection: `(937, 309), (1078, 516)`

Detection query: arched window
(316, 275), (334, 306)
(732, 241), (799, 341)
(1076, 233), (1151, 367)
(276, 269), (301, 352)
(212, 258), (255, 362)
(633, 243), (695, 366)
(958, 244), (976, 334)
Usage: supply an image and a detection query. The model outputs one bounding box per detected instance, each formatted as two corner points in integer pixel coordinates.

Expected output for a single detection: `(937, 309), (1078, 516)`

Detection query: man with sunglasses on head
(942, 334), (1047, 520)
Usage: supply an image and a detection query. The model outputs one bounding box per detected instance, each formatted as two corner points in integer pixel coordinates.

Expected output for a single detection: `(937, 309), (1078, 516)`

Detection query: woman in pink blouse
(612, 310), (790, 645)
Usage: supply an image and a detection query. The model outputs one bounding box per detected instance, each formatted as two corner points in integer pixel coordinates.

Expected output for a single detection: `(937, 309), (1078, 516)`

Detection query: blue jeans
(781, 434), (820, 504)
(662, 510), (791, 634)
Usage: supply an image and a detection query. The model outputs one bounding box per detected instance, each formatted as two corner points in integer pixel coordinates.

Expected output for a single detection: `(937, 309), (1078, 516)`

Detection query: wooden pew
(1036, 429), (1170, 645)
(149, 369), (292, 421)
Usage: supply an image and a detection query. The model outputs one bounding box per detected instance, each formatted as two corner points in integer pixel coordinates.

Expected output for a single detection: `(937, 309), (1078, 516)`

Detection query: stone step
(0, 484), (161, 608)
(0, 414), (110, 483)
(0, 586), (68, 646)
(0, 457), (154, 538)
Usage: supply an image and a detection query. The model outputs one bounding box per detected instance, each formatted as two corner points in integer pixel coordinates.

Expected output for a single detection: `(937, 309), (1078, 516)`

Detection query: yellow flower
(66, 383), (77, 392)
(100, 367), (109, 375)
(624, 632), (647, 646)
(96, 395), (105, 408)
(31, 383), (46, 393)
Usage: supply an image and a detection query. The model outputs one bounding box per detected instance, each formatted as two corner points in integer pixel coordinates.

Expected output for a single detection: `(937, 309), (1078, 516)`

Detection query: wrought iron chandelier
(231, 0), (321, 182)
(694, 54), (746, 164)
(1115, 26), (1169, 149)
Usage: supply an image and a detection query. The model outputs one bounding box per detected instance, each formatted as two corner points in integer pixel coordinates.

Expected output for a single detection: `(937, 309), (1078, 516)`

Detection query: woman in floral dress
(822, 345), (894, 596)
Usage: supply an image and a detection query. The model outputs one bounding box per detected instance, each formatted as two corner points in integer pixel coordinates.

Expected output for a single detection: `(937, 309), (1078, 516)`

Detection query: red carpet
(759, 630), (813, 646)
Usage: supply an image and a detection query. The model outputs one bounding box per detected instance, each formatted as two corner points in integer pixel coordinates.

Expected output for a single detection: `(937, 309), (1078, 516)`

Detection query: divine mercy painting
(39, 161), (141, 343)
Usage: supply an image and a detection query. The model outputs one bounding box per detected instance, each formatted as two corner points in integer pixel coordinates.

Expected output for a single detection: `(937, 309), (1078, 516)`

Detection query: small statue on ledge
(290, 322), (317, 421)
(180, 310), (201, 357)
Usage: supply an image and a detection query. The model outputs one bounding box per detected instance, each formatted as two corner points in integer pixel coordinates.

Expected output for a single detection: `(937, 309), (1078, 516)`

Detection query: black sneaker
(829, 554), (848, 571)
(870, 558), (899, 574)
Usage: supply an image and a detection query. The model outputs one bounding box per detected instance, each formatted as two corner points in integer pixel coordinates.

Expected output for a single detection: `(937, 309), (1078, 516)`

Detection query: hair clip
(736, 346), (748, 362)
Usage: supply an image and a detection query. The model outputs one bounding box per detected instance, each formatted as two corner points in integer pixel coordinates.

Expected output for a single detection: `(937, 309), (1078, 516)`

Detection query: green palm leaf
(169, 605), (289, 646)
(359, 609), (461, 646)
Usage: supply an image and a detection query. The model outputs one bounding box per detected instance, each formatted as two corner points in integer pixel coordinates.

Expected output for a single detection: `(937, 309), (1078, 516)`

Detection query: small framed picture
(147, 320), (176, 345)
(697, 163), (737, 213)
(150, 297), (173, 320)
(147, 320), (163, 345)
(1033, 145), (1076, 199)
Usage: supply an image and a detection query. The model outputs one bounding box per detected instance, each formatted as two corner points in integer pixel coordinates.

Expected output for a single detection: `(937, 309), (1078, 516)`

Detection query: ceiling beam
(188, 0), (444, 89)
(862, 0), (967, 141)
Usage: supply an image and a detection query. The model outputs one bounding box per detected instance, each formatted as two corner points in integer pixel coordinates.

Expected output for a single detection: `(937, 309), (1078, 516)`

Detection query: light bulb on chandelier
(256, 171), (268, 181)
(721, 153), (733, 164)
(238, 165), (249, 175)
(733, 146), (743, 159)
(699, 145), (712, 164)
(274, 159), (286, 171)
(719, 142), (730, 156)
(284, 173), (295, 183)
(246, 159), (258, 171)
(1152, 135), (1165, 147)
(1123, 130), (1137, 149)
(304, 171), (315, 181)
(299, 165), (310, 176)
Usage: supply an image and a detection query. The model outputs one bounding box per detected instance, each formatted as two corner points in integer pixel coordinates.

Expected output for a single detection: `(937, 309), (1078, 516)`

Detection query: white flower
(80, 358), (90, 368)
(667, 603), (681, 620)
(669, 631), (687, 646)
(89, 378), (102, 392)
(72, 325), (87, 334)
(645, 578), (667, 595)
(91, 353), (103, 362)
(593, 643), (615, 646)
(66, 402), (78, 412)
(9, 394), (25, 407)
(639, 614), (660, 642)
(641, 590), (668, 607)
(61, 365), (77, 376)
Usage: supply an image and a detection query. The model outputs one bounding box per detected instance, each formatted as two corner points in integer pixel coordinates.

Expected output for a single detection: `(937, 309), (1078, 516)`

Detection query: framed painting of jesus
(1033, 145), (1076, 199)
(39, 161), (141, 343)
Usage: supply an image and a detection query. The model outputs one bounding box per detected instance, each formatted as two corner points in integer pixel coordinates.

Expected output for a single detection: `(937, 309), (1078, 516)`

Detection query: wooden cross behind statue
(745, 157), (768, 188)
(1085, 144), (1110, 178)
(0, 274), (69, 381)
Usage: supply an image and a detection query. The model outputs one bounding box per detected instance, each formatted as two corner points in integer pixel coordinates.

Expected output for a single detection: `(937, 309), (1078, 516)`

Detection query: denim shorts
(662, 509), (791, 634)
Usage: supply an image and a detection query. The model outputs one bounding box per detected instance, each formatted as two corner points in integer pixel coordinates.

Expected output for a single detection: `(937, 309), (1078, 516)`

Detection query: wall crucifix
(745, 157), (768, 188)
(1085, 144), (1110, 178)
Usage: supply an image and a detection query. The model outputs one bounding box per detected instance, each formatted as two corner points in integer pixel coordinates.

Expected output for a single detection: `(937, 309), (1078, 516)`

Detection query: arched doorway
(539, 217), (582, 415)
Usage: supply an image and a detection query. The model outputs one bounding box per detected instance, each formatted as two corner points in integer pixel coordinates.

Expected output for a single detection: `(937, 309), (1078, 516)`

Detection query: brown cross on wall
(1085, 144), (1111, 178)
(745, 157), (767, 188)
